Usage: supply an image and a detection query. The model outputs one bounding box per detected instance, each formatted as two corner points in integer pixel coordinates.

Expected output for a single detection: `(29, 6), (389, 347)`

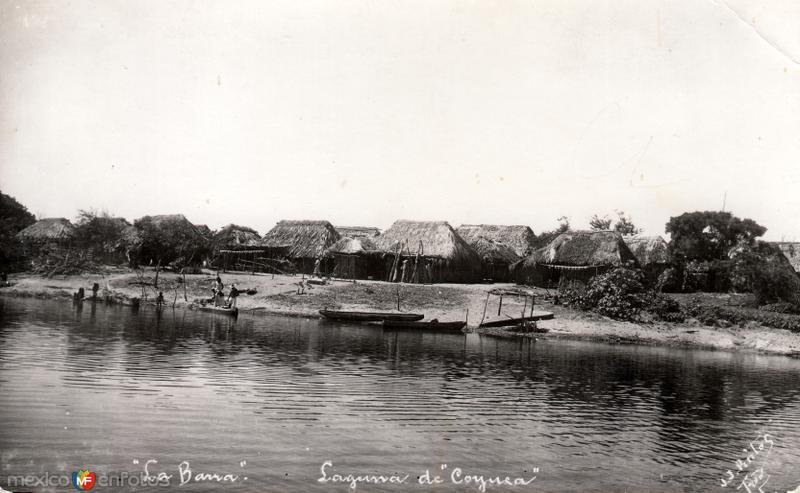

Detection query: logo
(71, 469), (96, 491)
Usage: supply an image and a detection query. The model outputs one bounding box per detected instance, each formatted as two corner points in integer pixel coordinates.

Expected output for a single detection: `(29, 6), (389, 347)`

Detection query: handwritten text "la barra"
(318, 461), (539, 492)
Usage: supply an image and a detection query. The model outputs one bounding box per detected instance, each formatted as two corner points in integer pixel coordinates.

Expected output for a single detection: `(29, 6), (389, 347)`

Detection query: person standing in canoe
(228, 284), (240, 308)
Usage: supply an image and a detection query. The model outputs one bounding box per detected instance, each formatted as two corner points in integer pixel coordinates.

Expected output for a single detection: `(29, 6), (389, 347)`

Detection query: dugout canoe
(195, 304), (239, 317)
(319, 310), (424, 322)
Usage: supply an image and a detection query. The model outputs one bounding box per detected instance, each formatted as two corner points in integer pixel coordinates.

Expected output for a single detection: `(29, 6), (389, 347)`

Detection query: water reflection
(1, 297), (799, 492)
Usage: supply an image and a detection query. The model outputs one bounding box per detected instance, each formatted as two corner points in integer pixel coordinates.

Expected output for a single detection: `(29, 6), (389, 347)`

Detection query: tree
(589, 210), (640, 235)
(589, 215), (612, 231)
(613, 211), (640, 235)
(532, 216), (570, 249)
(665, 211), (767, 262)
(0, 190), (36, 270)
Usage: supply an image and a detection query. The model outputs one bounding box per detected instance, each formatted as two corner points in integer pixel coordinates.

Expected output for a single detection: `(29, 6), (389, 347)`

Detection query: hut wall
(330, 253), (386, 280)
(480, 260), (513, 283)
(516, 264), (611, 289)
(382, 254), (480, 284)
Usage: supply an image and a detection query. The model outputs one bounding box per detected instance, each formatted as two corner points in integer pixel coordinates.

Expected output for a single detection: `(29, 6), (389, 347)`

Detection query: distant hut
(133, 214), (208, 268)
(456, 224), (536, 257)
(334, 226), (381, 239)
(456, 224), (536, 282)
(325, 236), (386, 280)
(79, 216), (142, 266)
(773, 242), (800, 273)
(623, 235), (671, 284)
(16, 218), (76, 257)
(214, 224), (261, 249)
(462, 237), (519, 282)
(514, 230), (638, 288)
(261, 220), (341, 274)
(374, 220), (481, 283)
(213, 224), (266, 272)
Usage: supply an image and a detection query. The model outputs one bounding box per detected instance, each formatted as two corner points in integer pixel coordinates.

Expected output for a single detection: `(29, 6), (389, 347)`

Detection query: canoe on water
(194, 304), (239, 317)
(382, 320), (467, 332)
(478, 311), (554, 328)
(319, 310), (424, 322)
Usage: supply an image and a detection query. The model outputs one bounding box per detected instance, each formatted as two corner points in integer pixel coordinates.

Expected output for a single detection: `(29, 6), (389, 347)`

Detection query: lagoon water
(1, 297), (800, 492)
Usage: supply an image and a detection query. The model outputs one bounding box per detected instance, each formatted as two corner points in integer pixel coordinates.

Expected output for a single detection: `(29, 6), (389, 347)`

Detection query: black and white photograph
(2, 1), (800, 491)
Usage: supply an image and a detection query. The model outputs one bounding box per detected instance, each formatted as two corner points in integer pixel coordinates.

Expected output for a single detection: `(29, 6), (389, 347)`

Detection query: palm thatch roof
(526, 230), (638, 268)
(194, 224), (213, 238)
(466, 236), (520, 264)
(134, 214), (206, 243)
(105, 217), (142, 250)
(214, 224), (261, 248)
(456, 224), (536, 257)
(261, 220), (340, 258)
(334, 226), (381, 238)
(623, 235), (671, 266)
(773, 242), (800, 273)
(374, 220), (479, 261)
(16, 218), (75, 242)
(142, 214), (200, 231)
(326, 236), (381, 255)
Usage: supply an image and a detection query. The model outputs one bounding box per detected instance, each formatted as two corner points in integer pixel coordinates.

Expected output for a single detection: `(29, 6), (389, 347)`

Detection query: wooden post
(497, 294), (503, 316)
(479, 292), (490, 326)
(530, 294), (535, 318)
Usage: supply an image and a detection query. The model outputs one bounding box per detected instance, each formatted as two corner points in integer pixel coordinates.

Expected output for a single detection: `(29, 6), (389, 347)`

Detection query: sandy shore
(3, 268), (800, 357)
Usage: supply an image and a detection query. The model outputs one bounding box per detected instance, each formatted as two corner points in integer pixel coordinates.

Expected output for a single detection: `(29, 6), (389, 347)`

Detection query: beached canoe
(195, 304), (239, 317)
(382, 320), (467, 332)
(319, 310), (424, 322)
(478, 311), (554, 328)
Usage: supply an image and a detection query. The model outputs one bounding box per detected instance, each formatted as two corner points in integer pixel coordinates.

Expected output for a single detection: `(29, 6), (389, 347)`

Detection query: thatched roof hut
(623, 235), (671, 266)
(530, 230), (637, 267)
(16, 218), (75, 243)
(374, 220), (481, 283)
(334, 226), (381, 238)
(326, 236), (381, 255)
(325, 236), (386, 280)
(467, 237), (520, 264)
(464, 236), (520, 282)
(261, 220), (340, 273)
(214, 224), (261, 249)
(515, 230), (638, 287)
(773, 242), (800, 273)
(456, 224), (536, 258)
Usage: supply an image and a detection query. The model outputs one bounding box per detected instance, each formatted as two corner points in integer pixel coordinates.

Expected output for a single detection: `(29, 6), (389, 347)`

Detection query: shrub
(564, 266), (685, 322)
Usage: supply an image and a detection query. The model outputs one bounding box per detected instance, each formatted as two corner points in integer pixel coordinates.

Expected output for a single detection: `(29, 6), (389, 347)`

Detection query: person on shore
(92, 282), (100, 300)
(156, 291), (164, 308)
(313, 257), (322, 278)
(228, 284), (240, 308)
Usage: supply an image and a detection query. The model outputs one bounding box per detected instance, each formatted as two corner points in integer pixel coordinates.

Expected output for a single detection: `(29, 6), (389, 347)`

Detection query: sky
(1, 0), (800, 239)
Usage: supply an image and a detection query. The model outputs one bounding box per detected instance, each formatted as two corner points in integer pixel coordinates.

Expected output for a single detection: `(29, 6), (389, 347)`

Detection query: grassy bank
(3, 268), (800, 357)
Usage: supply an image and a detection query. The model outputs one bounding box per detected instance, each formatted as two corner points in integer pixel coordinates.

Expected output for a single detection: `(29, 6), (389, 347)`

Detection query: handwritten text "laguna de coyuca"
(318, 461), (539, 492)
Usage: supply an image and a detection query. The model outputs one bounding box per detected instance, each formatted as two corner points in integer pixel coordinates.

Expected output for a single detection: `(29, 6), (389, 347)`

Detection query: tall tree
(665, 211), (766, 262)
(0, 191), (36, 270)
